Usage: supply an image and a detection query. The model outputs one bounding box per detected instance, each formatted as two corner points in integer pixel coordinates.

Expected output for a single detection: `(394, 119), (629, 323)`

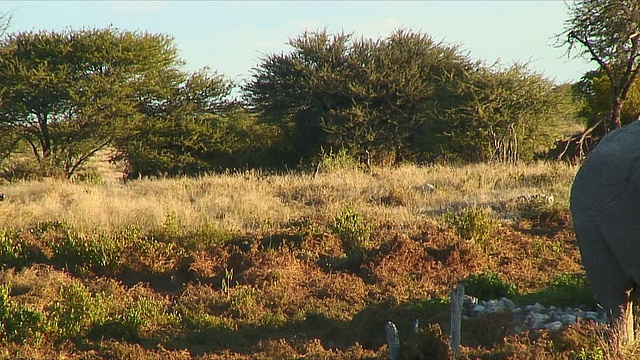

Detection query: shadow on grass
(151, 298), (452, 357)
(72, 278), (598, 358)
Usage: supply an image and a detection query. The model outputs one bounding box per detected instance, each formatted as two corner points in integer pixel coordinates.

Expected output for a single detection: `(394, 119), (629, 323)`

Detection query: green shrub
(181, 224), (238, 252)
(128, 235), (184, 275)
(463, 271), (518, 299)
(0, 230), (29, 269)
(0, 160), (43, 182)
(513, 194), (556, 221)
(120, 297), (165, 338)
(49, 280), (110, 339)
(0, 229), (47, 269)
(516, 273), (595, 308)
(30, 220), (70, 238)
(73, 171), (104, 185)
(573, 347), (605, 360)
(51, 232), (124, 274)
(93, 296), (176, 341)
(330, 205), (371, 259)
(313, 148), (362, 173)
(0, 285), (46, 344)
(445, 206), (497, 244)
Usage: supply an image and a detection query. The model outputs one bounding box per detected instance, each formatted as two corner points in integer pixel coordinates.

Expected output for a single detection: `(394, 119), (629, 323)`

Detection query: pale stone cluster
(463, 296), (607, 333)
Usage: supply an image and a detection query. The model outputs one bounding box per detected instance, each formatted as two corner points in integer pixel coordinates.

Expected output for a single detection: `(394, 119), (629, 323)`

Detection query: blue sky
(2, 1), (594, 85)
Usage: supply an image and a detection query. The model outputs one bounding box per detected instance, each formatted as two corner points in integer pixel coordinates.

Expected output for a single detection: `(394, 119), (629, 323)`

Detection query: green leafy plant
(463, 271), (518, 299)
(90, 296), (174, 342)
(0, 229), (47, 269)
(51, 232), (124, 274)
(73, 171), (104, 185)
(222, 268), (234, 300)
(0, 285), (45, 344)
(330, 205), (371, 259)
(514, 194), (557, 221)
(517, 273), (595, 308)
(573, 346), (605, 360)
(49, 281), (109, 339)
(288, 216), (321, 237)
(0, 230), (28, 269)
(445, 206), (497, 244)
(314, 148), (361, 173)
(160, 211), (182, 239)
(181, 224), (238, 252)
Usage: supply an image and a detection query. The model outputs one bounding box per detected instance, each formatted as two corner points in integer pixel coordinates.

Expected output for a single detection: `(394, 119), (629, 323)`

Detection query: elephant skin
(570, 120), (640, 345)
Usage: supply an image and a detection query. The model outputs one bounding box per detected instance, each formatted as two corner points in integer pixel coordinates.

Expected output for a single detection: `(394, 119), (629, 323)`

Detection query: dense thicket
(0, 27), (251, 178)
(0, 25), (584, 178)
(111, 68), (232, 177)
(244, 29), (575, 166)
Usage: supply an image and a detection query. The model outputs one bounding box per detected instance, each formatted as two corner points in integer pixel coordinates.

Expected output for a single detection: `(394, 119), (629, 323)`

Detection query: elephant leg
(574, 220), (634, 345)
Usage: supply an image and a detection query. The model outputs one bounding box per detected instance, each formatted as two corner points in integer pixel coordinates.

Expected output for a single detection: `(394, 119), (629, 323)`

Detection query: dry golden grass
(3, 159), (616, 360)
(0, 161), (577, 235)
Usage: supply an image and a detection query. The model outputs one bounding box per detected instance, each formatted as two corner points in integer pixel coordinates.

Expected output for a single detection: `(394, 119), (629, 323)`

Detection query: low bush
(330, 205), (371, 261)
(445, 206), (497, 245)
(463, 271), (518, 299)
(0, 285), (46, 344)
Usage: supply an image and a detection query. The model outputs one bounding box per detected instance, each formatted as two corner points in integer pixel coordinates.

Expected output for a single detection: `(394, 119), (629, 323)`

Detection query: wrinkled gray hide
(570, 120), (640, 344)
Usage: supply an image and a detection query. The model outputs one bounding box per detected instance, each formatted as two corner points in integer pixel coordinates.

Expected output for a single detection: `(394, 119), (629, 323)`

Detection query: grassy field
(0, 158), (637, 359)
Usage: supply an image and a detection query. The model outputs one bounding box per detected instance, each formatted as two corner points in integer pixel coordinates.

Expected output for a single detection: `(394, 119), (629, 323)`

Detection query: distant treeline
(0, 27), (637, 179)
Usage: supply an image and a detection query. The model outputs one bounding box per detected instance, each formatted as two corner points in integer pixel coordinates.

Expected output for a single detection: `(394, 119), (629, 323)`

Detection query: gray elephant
(570, 120), (640, 346)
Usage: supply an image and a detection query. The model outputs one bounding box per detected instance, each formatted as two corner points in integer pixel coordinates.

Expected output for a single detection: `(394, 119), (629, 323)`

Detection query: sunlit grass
(0, 161), (577, 235)
(0, 158), (609, 359)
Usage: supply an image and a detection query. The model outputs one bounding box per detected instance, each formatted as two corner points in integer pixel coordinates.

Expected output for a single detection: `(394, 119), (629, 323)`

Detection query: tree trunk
(611, 99), (623, 130)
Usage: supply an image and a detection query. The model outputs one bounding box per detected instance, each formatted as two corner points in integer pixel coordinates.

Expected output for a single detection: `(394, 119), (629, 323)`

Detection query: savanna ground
(0, 153), (636, 359)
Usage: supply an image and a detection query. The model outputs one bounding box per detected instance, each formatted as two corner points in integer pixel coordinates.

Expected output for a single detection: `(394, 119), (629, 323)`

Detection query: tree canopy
(245, 29), (572, 165)
(559, 0), (640, 132)
(0, 25), (584, 178)
(0, 27), (181, 178)
(111, 68), (240, 177)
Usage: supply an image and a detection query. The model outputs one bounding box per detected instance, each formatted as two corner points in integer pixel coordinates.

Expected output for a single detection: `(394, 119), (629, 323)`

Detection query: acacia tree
(449, 63), (574, 163)
(244, 29), (475, 165)
(559, 0), (640, 133)
(246, 28), (573, 166)
(111, 68), (238, 177)
(244, 30), (354, 165)
(0, 27), (180, 178)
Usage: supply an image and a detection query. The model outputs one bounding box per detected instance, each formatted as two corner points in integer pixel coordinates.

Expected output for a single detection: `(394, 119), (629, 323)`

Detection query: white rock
(531, 320), (545, 330)
(487, 305), (506, 313)
(532, 303), (546, 311)
(545, 321), (563, 331)
(528, 312), (550, 330)
(499, 297), (515, 310)
(560, 314), (577, 325)
(529, 312), (550, 323)
(473, 304), (487, 313)
(585, 311), (599, 321)
(525, 303), (546, 312)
